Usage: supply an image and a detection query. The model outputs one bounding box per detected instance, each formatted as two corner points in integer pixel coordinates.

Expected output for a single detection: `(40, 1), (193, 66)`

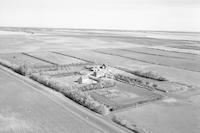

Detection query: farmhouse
(77, 75), (97, 84)
(77, 75), (91, 84)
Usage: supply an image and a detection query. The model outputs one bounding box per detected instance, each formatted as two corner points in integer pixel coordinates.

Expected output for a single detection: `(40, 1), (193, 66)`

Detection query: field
(113, 99), (200, 133)
(58, 50), (151, 69)
(56, 49), (200, 88)
(0, 27), (200, 133)
(94, 48), (200, 72)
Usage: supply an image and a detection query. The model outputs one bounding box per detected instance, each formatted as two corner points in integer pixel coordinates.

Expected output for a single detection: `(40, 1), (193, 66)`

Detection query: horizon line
(0, 26), (200, 34)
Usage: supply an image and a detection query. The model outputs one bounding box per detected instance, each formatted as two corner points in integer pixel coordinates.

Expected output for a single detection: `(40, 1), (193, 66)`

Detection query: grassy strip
(30, 73), (110, 115)
(112, 116), (146, 133)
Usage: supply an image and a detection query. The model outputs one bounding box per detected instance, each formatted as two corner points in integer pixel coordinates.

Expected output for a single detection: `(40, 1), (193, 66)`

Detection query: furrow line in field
(22, 52), (58, 65)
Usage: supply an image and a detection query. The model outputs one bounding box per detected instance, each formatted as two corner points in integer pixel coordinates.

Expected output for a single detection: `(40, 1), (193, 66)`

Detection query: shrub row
(129, 70), (167, 81)
(0, 58), (33, 75)
(32, 65), (78, 73)
(78, 80), (116, 91)
(30, 73), (110, 115)
(32, 64), (90, 76)
(0, 58), (20, 71)
(37, 69), (80, 76)
(113, 74), (159, 91)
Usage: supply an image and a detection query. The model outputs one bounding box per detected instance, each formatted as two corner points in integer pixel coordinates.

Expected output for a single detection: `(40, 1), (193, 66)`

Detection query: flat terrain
(0, 69), (99, 133)
(0, 27), (200, 133)
(0, 67), (127, 133)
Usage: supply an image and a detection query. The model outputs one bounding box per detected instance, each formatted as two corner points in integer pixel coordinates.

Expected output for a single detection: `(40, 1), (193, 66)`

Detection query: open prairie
(0, 27), (200, 133)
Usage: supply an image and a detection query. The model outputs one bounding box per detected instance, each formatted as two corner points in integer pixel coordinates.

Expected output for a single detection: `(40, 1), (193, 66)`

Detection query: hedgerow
(113, 74), (161, 92)
(30, 73), (110, 115)
(129, 70), (167, 81)
(78, 80), (116, 91)
(0, 58), (32, 75)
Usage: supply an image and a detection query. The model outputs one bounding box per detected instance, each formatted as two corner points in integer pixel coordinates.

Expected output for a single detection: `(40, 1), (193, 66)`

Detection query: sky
(0, 0), (200, 32)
